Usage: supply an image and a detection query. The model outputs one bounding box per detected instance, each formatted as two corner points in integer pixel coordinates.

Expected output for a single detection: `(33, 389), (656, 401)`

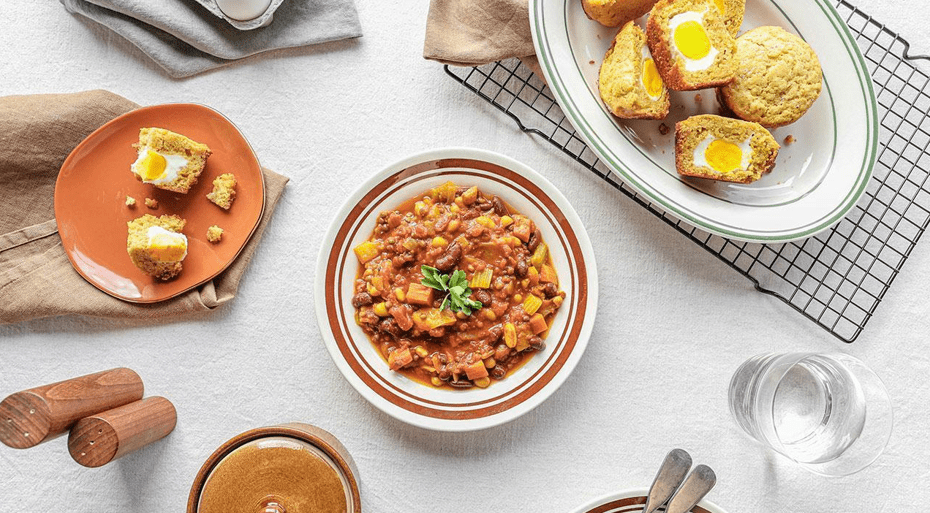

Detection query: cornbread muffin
(582, 0), (659, 27)
(131, 127), (212, 194)
(127, 214), (188, 280)
(710, 0), (744, 36)
(599, 22), (670, 119)
(144, 198), (158, 209)
(125, 196), (136, 207)
(675, 114), (779, 183)
(207, 225), (224, 243)
(206, 173), (237, 210)
(646, 0), (737, 91)
(720, 26), (823, 128)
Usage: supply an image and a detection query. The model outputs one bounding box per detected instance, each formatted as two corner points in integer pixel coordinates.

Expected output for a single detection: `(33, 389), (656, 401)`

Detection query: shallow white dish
(315, 148), (598, 431)
(569, 489), (729, 513)
(531, 0), (878, 242)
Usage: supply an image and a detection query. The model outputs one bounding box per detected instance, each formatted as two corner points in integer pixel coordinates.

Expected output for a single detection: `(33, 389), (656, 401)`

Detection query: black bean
(528, 336), (546, 352)
(434, 242), (462, 271)
(351, 292), (373, 308)
(528, 228), (542, 252)
(515, 259), (528, 277)
(490, 195), (509, 216)
(473, 289), (492, 305)
(543, 282), (559, 298)
(490, 365), (507, 380)
(378, 318), (401, 336)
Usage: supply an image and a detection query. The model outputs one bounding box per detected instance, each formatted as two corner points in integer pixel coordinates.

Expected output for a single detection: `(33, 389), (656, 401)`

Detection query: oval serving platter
(55, 104), (265, 303)
(315, 148), (598, 431)
(530, 0), (878, 242)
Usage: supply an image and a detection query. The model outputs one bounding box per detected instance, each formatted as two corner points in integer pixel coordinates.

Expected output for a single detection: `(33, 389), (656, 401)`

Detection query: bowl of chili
(315, 148), (598, 431)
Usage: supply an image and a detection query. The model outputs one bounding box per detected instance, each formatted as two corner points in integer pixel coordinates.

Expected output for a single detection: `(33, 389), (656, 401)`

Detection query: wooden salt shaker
(0, 368), (144, 449)
(68, 396), (177, 468)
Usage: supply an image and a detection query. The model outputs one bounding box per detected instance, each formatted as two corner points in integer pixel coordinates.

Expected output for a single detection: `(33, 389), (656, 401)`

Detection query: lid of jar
(189, 423), (360, 513)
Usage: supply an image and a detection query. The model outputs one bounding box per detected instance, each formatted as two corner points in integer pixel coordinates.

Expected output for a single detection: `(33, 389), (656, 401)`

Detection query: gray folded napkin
(61, 0), (362, 78)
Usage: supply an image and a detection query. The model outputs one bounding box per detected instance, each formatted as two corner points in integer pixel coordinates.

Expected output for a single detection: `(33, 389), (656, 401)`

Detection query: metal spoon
(665, 464), (717, 513)
(643, 449), (692, 513)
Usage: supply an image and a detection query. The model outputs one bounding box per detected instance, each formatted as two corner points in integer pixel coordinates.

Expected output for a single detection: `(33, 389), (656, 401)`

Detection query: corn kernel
(448, 219), (461, 232)
(462, 186), (478, 205)
(454, 196), (464, 207)
(422, 365), (436, 373)
(483, 309), (497, 321)
(432, 236), (448, 247)
(484, 357), (496, 369)
(431, 377), (443, 387)
(414, 346), (429, 358)
(395, 287), (406, 302)
(475, 216), (495, 228)
(513, 294), (523, 304)
(373, 302), (388, 316)
(367, 283), (380, 297)
(414, 201), (428, 217)
(552, 296), (564, 307)
(450, 204), (461, 214)
(500, 215), (513, 227)
(474, 377), (491, 388)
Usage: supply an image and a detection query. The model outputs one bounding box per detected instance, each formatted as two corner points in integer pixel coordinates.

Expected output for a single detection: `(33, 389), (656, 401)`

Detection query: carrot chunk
(529, 314), (548, 334)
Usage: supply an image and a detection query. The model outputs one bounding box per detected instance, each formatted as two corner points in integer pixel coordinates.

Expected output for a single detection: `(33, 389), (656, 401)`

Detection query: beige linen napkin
(0, 90), (288, 325)
(423, 0), (543, 77)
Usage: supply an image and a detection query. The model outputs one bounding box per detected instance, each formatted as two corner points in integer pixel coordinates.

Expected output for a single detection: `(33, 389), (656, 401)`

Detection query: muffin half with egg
(599, 21), (670, 120)
(646, 0), (736, 91)
(131, 128), (211, 193)
(675, 114), (779, 184)
(127, 214), (189, 280)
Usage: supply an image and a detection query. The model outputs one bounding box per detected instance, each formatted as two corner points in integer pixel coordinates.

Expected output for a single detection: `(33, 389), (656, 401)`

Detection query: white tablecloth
(1, 1), (927, 511)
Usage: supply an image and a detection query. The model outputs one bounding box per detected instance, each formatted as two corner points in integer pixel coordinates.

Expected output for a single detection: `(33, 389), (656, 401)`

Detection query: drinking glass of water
(728, 352), (892, 476)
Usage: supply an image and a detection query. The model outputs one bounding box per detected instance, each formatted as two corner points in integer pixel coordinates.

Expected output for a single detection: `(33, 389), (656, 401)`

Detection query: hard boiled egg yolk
(148, 231), (187, 262)
(713, 0), (726, 15)
(704, 139), (744, 173)
(138, 150), (168, 181)
(642, 58), (664, 98)
(673, 21), (712, 60)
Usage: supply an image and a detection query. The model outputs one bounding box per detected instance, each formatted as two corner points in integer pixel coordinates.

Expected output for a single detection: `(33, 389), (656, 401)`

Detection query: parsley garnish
(420, 265), (483, 315)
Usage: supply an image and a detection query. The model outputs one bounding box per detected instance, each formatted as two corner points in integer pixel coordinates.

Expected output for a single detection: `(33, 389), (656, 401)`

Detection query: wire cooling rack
(445, 0), (930, 342)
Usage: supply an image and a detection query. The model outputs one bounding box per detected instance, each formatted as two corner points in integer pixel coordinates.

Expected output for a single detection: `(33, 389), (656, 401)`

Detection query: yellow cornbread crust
(581, 0), (659, 27)
(720, 26), (823, 128)
(646, 0), (737, 91)
(715, 0), (745, 36)
(598, 22), (670, 120)
(206, 173), (237, 210)
(132, 127), (212, 194)
(207, 225), (224, 243)
(127, 214), (187, 280)
(675, 114), (779, 184)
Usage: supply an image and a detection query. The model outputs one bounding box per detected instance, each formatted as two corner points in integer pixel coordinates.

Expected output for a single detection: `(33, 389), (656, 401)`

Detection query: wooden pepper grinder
(68, 396), (177, 468)
(0, 368), (143, 449)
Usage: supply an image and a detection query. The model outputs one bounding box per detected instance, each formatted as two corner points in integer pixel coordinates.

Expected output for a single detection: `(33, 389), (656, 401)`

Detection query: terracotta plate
(54, 104), (265, 303)
(315, 148), (598, 431)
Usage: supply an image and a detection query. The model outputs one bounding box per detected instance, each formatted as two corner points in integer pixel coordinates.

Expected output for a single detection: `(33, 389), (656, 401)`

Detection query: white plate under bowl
(570, 489), (729, 513)
(531, 0), (878, 243)
(315, 148), (598, 431)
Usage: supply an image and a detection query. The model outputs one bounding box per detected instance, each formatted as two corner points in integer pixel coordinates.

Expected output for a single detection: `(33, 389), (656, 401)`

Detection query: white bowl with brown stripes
(570, 489), (728, 513)
(315, 148), (598, 431)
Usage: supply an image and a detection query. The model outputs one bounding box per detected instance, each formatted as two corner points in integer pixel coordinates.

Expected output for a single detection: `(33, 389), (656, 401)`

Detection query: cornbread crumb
(126, 196), (136, 207)
(145, 198), (158, 209)
(582, 0), (659, 27)
(694, 93), (703, 102)
(126, 214), (187, 280)
(784, 135), (796, 145)
(659, 123), (671, 135)
(206, 173), (237, 210)
(207, 225), (224, 243)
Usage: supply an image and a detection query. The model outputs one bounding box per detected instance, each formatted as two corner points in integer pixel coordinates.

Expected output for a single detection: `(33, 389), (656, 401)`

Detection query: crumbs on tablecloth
(694, 93), (702, 102)
(659, 123), (670, 135)
(125, 196), (136, 207)
(145, 198), (158, 209)
(207, 225), (224, 243)
(589, 60), (595, 65)
(784, 135), (796, 145)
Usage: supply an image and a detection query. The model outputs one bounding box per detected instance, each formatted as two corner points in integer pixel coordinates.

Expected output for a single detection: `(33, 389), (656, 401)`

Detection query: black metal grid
(444, 0), (930, 342)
